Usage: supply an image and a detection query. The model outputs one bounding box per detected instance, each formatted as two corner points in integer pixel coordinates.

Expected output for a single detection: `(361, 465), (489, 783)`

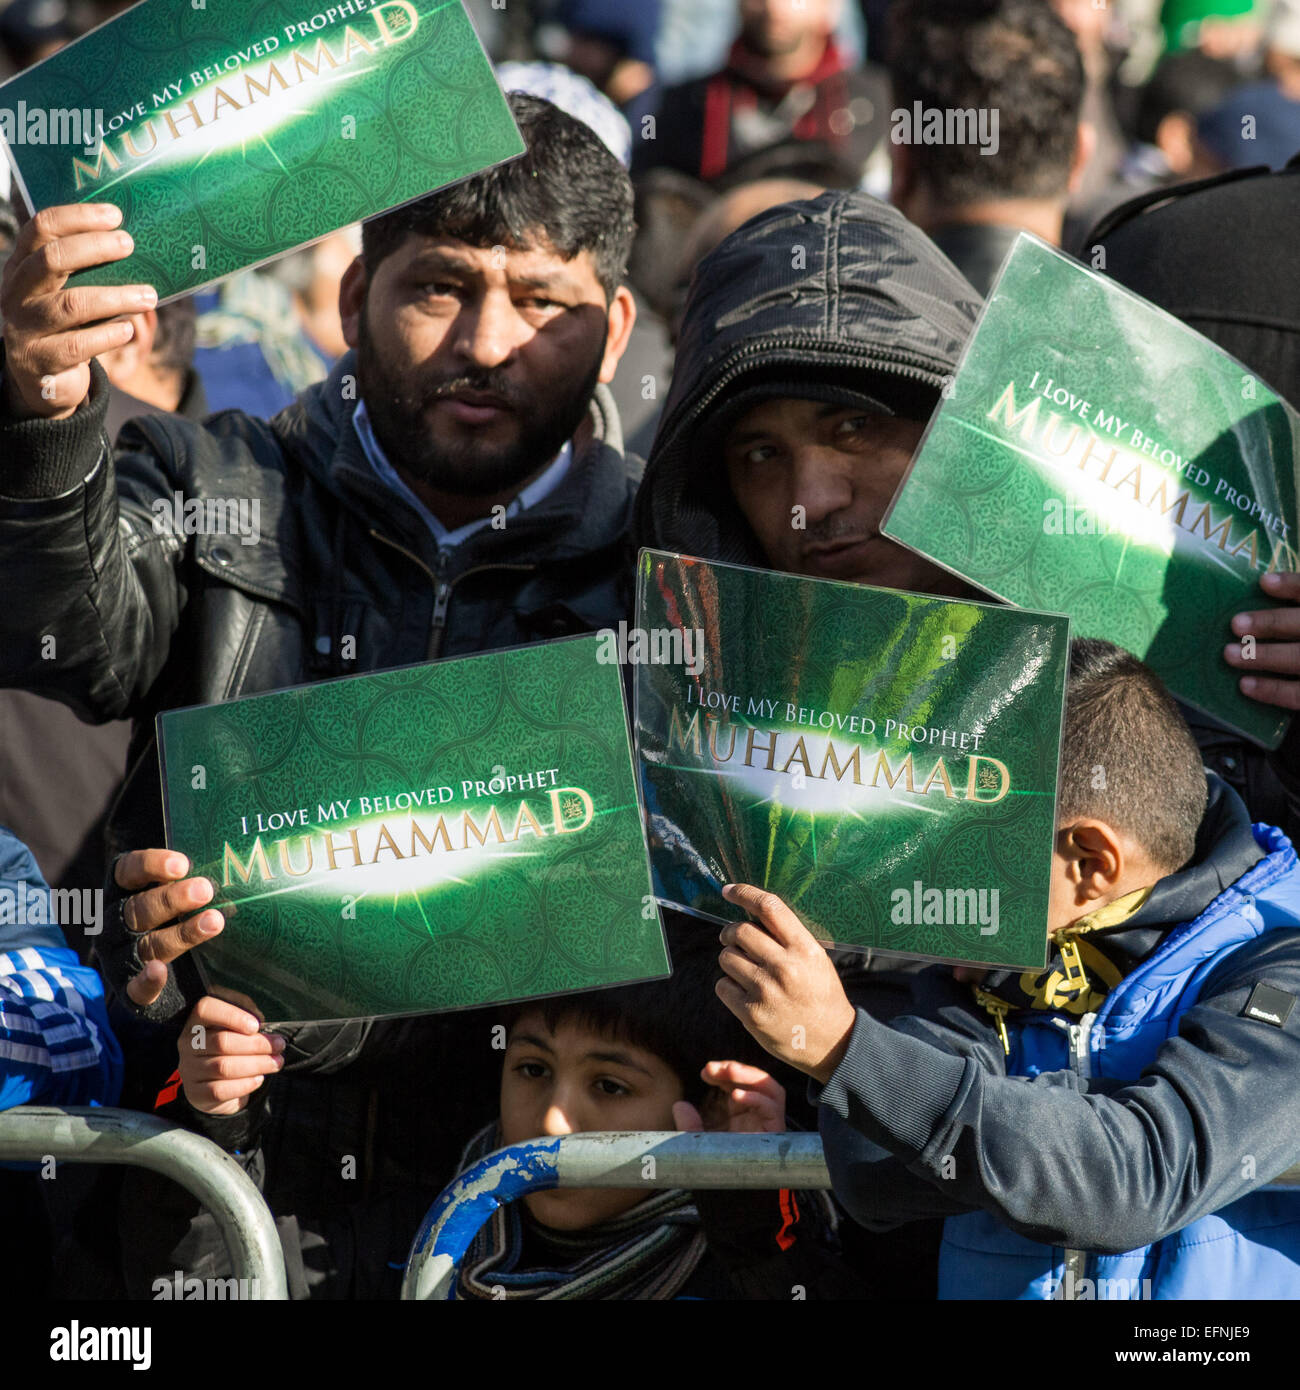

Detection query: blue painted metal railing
(401, 1130), (830, 1300)
(403, 1132), (1300, 1301)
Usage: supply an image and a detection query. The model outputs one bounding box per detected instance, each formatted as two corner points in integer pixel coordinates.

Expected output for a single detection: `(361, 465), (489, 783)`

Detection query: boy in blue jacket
(714, 638), (1300, 1299)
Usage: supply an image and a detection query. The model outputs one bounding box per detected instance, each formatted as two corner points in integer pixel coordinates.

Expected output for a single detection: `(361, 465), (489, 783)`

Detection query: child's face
(499, 1011), (686, 1231)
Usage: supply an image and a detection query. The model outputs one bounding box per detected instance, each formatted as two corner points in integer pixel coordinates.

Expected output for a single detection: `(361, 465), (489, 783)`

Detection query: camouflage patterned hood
(634, 190), (982, 565)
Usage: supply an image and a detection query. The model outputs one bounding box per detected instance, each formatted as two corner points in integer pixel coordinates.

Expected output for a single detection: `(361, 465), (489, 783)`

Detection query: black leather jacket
(0, 346), (642, 1021)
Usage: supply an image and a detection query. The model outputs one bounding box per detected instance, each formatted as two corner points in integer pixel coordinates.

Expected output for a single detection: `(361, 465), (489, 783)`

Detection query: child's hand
(177, 995), (285, 1115)
(673, 1061), (787, 1134)
(715, 883), (858, 1085)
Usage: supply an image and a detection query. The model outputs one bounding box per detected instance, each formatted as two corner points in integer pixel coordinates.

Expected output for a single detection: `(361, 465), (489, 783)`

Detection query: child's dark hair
(499, 915), (766, 1106)
(1058, 639), (1207, 873)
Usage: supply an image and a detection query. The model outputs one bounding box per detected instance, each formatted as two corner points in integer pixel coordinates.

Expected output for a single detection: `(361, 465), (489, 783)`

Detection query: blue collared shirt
(352, 399), (572, 549)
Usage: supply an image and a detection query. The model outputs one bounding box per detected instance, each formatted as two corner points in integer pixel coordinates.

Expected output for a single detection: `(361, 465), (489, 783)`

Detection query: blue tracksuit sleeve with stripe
(0, 828), (123, 1109)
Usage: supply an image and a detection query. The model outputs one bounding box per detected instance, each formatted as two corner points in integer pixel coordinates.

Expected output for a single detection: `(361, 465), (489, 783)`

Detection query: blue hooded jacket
(815, 775), (1300, 1299)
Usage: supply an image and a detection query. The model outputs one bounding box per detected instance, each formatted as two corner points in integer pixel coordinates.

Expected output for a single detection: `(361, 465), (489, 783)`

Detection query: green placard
(882, 234), (1298, 749)
(0, 0), (524, 302)
(158, 636), (668, 1025)
(634, 550), (1069, 970)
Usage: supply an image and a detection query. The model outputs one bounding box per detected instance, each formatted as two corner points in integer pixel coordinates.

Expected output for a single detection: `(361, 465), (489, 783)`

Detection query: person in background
(189, 231), (354, 417)
(540, 0), (662, 119)
(1192, 0), (1300, 169)
(0, 0), (80, 72)
(634, 0), (890, 190)
(1125, 49), (1246, 185)
(1161, 0), (1268, 56)
(888, 0), (1091, 296)
(99, 297), (207, 440)
(1053, 0), (1131, 228)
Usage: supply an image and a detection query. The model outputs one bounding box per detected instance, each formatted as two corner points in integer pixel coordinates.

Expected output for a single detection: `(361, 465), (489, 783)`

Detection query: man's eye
(521, 297), (562, 311)
(516, 1060), (548, 1080)
(836, 415), (871, 436)
(421, 281), (460, 297)
(743, 445), (779, 466)
(595, 1077), (630, 1097)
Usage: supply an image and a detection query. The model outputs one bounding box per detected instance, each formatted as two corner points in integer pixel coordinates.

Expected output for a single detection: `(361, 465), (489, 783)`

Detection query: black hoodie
(635, 190), (983, 567)
(636, 188), (1300, 841)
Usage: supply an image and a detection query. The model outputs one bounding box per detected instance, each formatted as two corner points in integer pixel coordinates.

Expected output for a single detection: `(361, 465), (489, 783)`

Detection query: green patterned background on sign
(158, 636), (667, 1024)
(882, 235), (1298, 749)
(1, 0), (524, 300)
(635, 551), (1069, 969)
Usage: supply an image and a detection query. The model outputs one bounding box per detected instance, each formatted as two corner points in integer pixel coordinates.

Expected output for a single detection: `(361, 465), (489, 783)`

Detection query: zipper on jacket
(1059, 1245), (1087, 1300)
(1070, 1012), (1096, 1080)
(973, 988), (1012, 1056)
(1057, 1011), (1098, 1299)
(429, 549), (452, 659)
(367, 529), (538, 660)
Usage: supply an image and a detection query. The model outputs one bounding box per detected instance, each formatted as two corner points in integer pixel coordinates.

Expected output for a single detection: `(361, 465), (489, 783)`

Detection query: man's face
(739, 0), (836, 56)
(499, 1012), (684, 1231)
(347, 232), (625, 496)
(724, 396), (963, 593)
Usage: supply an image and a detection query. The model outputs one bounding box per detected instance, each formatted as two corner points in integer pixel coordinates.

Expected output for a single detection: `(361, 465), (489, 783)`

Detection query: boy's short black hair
(361, 92), (635, 302)
(887, 0), (1085, 205)
(1058, 639), (1208, 874)
(500, 916), (766, 1106)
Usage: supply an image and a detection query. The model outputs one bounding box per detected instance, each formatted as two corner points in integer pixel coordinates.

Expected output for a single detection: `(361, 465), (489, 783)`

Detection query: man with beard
(0, 94), (639, 1296)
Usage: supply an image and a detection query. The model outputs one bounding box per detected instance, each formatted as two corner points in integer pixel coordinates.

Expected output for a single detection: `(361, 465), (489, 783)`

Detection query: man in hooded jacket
(637, 187), (1300, 854)
(634, 188), (1300, 1292)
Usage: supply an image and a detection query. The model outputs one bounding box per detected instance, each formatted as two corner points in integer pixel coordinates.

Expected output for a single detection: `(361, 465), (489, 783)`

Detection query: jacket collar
(267, 350), (637, 578)
(979, 773), (1267, 1012)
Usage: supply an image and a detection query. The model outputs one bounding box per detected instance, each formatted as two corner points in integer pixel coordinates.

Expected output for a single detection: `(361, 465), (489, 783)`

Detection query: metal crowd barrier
(4, 1111), (1297, 1302)
(0, 1105), (289, 1300)
(402, 1131), (1300, 1301)
(402, 1130), (830, 1300)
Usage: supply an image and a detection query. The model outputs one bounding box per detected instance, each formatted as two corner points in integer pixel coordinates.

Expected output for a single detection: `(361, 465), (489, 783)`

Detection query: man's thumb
(126, 959), (168, 1008)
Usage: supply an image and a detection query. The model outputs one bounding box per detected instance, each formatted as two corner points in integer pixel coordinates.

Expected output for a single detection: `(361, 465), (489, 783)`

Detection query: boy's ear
(1057, 819), (1126, 904)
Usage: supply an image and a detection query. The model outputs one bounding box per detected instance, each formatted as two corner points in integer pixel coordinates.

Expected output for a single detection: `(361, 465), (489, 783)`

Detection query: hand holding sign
(714, 883), (858, 1086)
(1228, 571), (1300, 711)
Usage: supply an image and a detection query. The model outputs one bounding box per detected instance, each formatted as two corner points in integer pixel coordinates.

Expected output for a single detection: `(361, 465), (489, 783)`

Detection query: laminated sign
(634, 551), (1070, 969)
(0, 0), (525, 301)
(883, 234), (1299, 749)
(158, 636), (668, 1025)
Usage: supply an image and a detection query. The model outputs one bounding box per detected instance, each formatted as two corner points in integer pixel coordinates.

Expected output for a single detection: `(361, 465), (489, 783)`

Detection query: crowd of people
(0, 0), (1299, 1302)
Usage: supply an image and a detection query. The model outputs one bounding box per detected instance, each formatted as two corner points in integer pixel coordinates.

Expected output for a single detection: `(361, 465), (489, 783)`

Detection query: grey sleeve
(816, 933), (1300, 1253)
